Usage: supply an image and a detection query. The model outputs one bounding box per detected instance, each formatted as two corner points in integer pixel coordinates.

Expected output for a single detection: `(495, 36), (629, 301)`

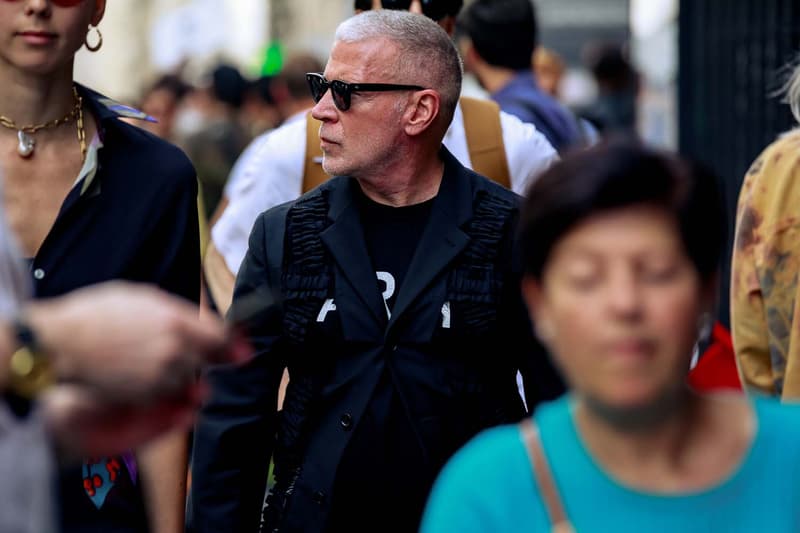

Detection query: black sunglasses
(306, 73), (425, 111)
(354, 0), (454, 21)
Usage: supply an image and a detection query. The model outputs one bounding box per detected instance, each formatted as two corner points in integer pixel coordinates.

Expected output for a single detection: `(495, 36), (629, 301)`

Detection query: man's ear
(403, 90), (440, 137)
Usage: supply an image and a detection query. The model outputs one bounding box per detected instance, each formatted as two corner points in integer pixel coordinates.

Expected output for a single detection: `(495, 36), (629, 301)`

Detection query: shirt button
(33, 268), (45, 280)
(340, 413), (353, 430)
(312, 490), (325, 505)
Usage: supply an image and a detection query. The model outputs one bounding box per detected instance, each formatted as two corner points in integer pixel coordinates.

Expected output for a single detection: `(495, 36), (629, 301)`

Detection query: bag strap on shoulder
(459, 96), (511, 190)
(302, 98), (513, 192)
(519, 418), (574, 532)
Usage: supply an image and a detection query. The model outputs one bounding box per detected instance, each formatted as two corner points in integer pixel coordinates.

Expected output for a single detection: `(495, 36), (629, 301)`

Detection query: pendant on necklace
(17, 130), (34, 158)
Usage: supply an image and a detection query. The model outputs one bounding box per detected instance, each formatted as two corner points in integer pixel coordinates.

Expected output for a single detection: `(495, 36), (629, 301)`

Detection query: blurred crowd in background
(104, 5), (643, 224)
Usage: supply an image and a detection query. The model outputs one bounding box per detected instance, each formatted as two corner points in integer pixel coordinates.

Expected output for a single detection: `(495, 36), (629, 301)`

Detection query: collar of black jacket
(74, 83), (156, 128)
(326, 146), (475, 228)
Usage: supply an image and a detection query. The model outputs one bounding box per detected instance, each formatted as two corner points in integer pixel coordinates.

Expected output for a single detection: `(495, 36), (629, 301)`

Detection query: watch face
(8, 346), (53, 399)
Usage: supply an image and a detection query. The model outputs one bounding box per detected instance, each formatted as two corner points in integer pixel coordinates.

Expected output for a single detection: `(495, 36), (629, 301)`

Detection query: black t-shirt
(326, 188), (435, 532)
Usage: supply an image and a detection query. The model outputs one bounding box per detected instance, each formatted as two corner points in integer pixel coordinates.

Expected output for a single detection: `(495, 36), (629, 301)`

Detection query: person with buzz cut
(203, 0), (558, 315)
(189, 10), (563, 533)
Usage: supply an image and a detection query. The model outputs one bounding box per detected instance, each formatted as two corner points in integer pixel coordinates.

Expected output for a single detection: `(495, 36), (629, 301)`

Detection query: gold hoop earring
(85, 26), (103, 52)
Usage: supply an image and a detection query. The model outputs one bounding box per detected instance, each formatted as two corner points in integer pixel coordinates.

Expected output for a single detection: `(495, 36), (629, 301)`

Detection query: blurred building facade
(74, 0), (349, 102)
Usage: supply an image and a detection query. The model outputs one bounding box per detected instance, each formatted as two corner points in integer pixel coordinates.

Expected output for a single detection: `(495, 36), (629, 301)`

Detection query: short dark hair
(459, 0), (537, 71)
(518, 140), (726, 282)
(276, 53), (324, 100)
(147, 74), (191, 102)
(354, 0), (463, 20)
(211, 64), (248, 109)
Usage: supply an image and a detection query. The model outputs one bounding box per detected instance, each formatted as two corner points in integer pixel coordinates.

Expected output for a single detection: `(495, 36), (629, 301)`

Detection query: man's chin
(322, 159), (346, 177)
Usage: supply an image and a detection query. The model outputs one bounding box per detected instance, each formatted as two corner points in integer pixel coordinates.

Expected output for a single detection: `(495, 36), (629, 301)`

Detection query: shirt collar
(72, 84), (155, 197)
(75, 83), (157, 127)
(76, 132), (104, 197)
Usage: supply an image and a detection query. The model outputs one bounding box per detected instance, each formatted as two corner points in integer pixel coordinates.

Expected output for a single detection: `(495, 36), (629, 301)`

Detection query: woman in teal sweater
(422, 142), (800, 532)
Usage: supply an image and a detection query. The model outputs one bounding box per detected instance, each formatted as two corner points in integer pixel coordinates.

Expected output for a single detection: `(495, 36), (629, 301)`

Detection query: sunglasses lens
(306, 74), (326, 103)
(330, 82), (350, 111)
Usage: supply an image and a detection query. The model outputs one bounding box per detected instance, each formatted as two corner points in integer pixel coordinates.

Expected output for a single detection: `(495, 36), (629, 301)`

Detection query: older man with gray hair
(189, 10), (563, 533)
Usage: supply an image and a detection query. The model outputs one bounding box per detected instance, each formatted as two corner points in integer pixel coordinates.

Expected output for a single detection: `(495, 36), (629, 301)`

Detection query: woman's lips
(17, 31), (58, 45)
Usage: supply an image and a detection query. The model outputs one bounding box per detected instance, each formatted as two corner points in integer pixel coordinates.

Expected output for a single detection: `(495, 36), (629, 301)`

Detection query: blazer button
(340, 413), (353, 430)
(33, 268), (45, 280)
(312, 490), (325, 505)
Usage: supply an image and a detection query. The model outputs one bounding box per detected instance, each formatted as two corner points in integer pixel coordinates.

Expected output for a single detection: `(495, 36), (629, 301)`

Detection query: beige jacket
(732, 130), (800, 398)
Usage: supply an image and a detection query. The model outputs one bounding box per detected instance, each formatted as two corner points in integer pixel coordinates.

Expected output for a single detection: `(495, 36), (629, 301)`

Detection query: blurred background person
(532, 46), (566, 99)
(0, 1), (201, 531)
(457, 0), (584, 152)
(579, 42), (640, 135)
(421, 142), (800, 532)
(731, 56), (800, 400)
(239, 75), (281, 140)
(212, 50), (324, 224)
(176, 63), (250, 220)
(138, 74), (192, 142)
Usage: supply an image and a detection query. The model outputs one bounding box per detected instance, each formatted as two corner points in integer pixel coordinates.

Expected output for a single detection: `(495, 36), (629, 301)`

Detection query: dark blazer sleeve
(188, 211), (286, 532)
(499, 211), (565, 411)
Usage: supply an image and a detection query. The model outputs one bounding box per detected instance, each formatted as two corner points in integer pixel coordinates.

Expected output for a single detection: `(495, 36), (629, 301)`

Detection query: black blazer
(188, 149), (563, 532)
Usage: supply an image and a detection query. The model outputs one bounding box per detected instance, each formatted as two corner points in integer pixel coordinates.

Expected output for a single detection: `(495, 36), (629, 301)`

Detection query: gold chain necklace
(0, 86), (86, 161)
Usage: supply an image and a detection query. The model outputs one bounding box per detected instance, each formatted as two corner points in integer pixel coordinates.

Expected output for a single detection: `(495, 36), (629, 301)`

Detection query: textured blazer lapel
(320, 178), (388, 328)
(387, 149), (474, 332)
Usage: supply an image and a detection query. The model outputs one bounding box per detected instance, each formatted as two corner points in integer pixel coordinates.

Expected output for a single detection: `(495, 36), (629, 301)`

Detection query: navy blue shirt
(492, 71), (582, 153)
(26, 85), (200, 533)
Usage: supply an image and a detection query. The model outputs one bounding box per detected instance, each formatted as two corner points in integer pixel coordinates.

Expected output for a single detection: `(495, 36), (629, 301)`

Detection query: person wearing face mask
(203, 0), (558, 315)
(422, 142), (800, 532)
(0, 1), (201, 531)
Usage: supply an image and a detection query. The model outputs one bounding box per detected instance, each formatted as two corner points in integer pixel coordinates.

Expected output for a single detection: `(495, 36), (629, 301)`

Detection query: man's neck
(356, 148), (444, 207)
(475, 64), (517, 95)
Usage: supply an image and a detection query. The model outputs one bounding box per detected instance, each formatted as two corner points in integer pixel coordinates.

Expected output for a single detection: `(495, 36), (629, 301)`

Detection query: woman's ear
(521, 277), (554, 344)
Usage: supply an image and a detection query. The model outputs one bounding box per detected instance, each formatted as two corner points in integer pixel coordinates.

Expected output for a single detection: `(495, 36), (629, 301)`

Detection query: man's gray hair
(783, 58), (800, 124)
(335, 10), (463, 128)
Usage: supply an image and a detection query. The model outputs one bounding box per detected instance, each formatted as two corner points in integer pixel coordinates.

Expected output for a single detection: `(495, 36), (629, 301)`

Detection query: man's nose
(310, 89), (338, 122)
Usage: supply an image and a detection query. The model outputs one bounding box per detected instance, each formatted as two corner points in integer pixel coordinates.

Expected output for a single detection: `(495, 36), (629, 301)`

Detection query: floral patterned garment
(732, 129), (800, 399)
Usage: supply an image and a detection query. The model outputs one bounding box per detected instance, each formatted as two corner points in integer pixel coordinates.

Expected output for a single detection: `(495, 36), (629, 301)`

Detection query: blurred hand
(40, 382), (207, 459)
(26, 281), (250, 403)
